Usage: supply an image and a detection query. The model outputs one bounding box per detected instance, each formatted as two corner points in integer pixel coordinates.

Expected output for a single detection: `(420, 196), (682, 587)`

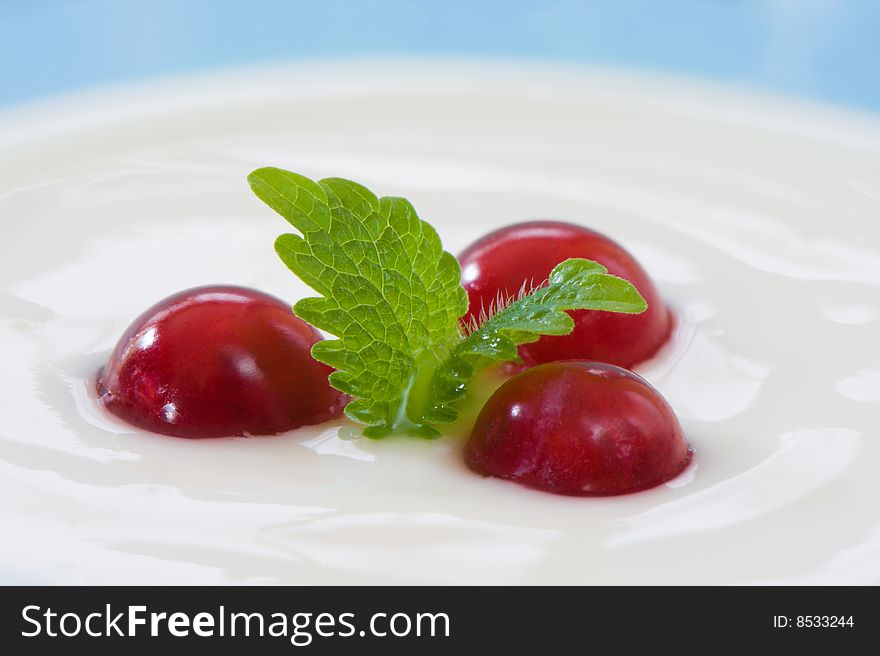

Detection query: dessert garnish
(248, 168), (647, 437)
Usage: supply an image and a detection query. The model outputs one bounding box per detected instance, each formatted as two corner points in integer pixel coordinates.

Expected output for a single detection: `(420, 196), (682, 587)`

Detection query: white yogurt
(1, 61), (879, 584)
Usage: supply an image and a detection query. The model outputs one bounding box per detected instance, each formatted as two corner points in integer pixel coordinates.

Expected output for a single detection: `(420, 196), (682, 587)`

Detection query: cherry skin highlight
(459, 221), (672, 369)
(97, 285), (345, 438)
(464, 361), (691, 496)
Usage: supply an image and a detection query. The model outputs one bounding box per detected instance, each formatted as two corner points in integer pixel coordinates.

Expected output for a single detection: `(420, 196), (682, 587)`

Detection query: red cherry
(464, 361), (691, 496)
(459, 221), (672, 369)
(97, 286), (345, 438)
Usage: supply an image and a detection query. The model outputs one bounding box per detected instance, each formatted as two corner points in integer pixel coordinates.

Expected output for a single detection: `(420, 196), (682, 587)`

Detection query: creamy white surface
(1, 62), (879, 584)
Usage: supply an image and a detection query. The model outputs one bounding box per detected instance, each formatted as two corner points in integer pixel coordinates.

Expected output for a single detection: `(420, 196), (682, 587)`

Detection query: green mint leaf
(247, 167), (467, 437)
(421, 258), (648, 424)
(248, 167), (647, 437)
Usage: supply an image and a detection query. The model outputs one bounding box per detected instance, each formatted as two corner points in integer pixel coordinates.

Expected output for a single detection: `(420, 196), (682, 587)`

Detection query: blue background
(1, 0), (879, 112)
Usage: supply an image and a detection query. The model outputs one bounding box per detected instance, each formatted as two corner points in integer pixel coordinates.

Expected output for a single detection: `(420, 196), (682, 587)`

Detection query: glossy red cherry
(97, 285), (345, 438)
(459, 221), (672, 369)
(464, 361), (691, 496)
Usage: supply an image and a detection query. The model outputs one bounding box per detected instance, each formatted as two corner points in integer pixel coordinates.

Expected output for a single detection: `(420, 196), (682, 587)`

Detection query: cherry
(464, 361), (691, 496)
(459, 221), (672, 369)
(97, 285), (345, 438)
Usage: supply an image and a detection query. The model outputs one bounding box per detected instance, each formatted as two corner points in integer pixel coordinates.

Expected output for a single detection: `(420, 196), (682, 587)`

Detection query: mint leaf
(248, 167), (467, 437)
(248, 168), (647, 437)
(422, 258), (648, 424)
